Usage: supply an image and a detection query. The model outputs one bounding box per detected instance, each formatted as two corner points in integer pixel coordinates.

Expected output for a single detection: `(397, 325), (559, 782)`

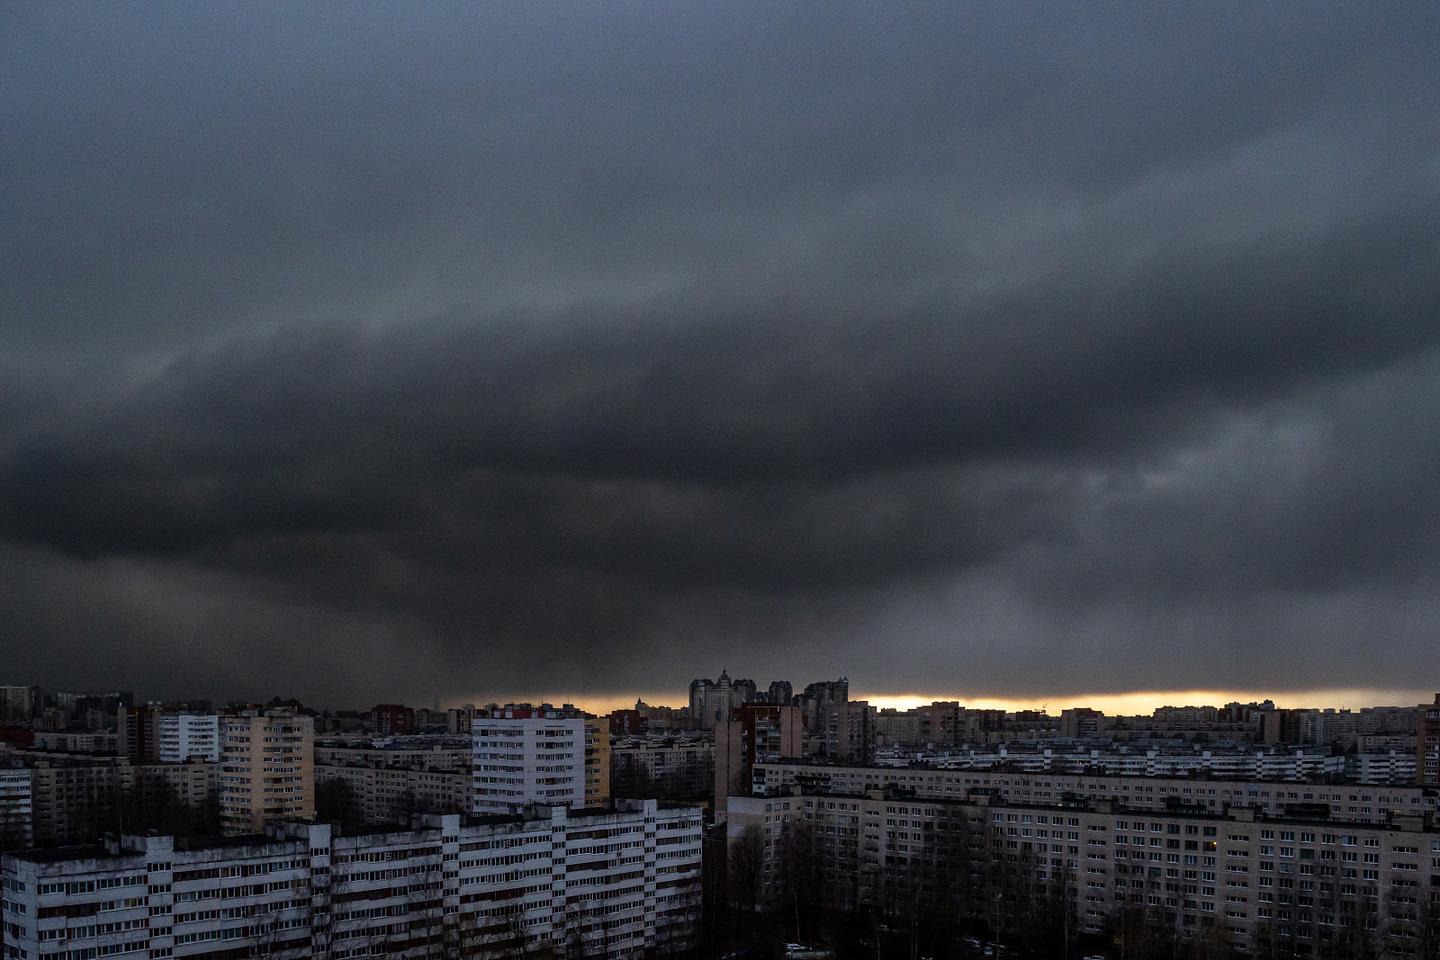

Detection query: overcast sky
(3, 3), (1437, 708)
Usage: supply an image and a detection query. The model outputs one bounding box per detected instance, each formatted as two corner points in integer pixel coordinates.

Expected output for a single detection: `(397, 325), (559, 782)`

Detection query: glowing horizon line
(447, 685), (1437, 715)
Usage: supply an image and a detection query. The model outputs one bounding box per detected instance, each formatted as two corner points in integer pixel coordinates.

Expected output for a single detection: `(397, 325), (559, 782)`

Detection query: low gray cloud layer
(2, 2), (1437, 705)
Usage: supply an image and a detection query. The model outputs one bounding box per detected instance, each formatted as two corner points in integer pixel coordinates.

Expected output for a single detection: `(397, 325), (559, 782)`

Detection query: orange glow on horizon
(451, 686), (1436, 716)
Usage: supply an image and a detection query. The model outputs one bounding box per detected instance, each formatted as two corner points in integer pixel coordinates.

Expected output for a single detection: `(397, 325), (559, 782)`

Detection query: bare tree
(728, 824), (766, 914)
(776, 817), (823, 943)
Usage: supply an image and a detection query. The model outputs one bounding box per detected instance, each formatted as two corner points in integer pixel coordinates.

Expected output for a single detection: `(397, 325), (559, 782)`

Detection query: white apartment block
(877, 744), (1351, 780)
(728, 789), (1440, 957)
(157, 714), (221, 763)
(472, 717), (586, 814)
(0, 769), (32, 849)
(756, 761), (1440, 825)
(0, 799), (702, 960)
(1348, 751), (1418, 785)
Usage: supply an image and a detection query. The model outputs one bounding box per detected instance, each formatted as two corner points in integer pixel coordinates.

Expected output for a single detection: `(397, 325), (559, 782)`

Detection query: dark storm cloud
(2, 2), (1437, 704)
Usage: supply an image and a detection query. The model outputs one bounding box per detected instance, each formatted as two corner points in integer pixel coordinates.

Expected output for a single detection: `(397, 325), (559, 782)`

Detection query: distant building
(0, 686), (42, 723)
(754, 759), (1440, 823)
(118, 702), (160, 759)
(1262, 708), (1306, 744)
(17, 755), (217, 844)
(821, 699), (876, 764)
(156, 712), (220, 762)
(471, 716), (586, 814)
(803, 678), (849, 705)
(30, 729), (117, 754)
(799, 677), (849, 729)
(121, 705), (220, 762)
(584, 716), (611, 807)
(446, 702), (481, 734)
(609, 708), (648, 736)
(688, 678), (715, 728)
(634, 699), (687, 732)
(314, 737), (470, 769)
(1060, 707), (1104, 738)
(689, 670), (763, 729)
(315, 759), (470, 825)
(1418, 693), (1440, 786)
(767, 680), (793, 706)
(874, 707), (919, 746)
(219, 709), (314, 835)
(53, 690), (134, 723)
(0, 767), (33, 849)
(370, 703), (416, 736)
(726, 786), (1439, 955)
(611, 734), (714, 801)
(714, 704), (802, 821)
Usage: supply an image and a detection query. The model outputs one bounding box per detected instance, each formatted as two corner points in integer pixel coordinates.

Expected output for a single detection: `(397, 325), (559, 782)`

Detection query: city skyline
(9, 676), (1437, 720)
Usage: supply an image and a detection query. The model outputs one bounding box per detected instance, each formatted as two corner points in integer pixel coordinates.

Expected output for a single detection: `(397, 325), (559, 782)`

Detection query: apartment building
(583, 718), (611, 808)
(874, 701), (1011, 748)
(315, 761), (471, 826)
(157, 714), (221, 763)
(0, 769), (31, 849)
(219, 710), (314, 836)
(921, 742), (1347, 782)
(30, 730), (117, 754)
(471, 717), (586, 814)
(1348, 751), (1418, 785)
(871, 744), (1353, 780)
(369, 703), (416, 736)
(728, 787), (1439, 957)
(821, 700), (876, 764)
(0, 799), (702, 960)
(20, 756), (217, 845)
(313, 738), (471, 771)
(755, 761), (1440, 825)
(1061, 707), (1105, 739)
(690, 670), (760, 730)
(313, 737), (472, 826)
(1418, 694), (1440, 786)
(715, 706), (802, 821)
(612, 734), (715, 801)
(0, 688), (41, 724)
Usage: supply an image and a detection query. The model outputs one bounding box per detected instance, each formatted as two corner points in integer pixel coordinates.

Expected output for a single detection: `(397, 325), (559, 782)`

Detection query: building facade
(17, 756), (218, 846)
(315, 762), (471, 826)
(370, 703), (417, 736)
(583, 717), (611, 808)
(689, 671), (760, 730)
(1418, 694), (1440, 787)
(1, 800), (702, 960)
(728, 787), (1439, 958)
(612, 734), (715, 801)
(157, 714), (221, 763)
(821, 700), (876, 764)
(219, 710), (315, 836)
(471, 717), (586, 814)
(314, 739), (471, 771)
(754, 761), (1440, 825)
(715, 706), (802, 821)
(0, 769), (32, 850)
